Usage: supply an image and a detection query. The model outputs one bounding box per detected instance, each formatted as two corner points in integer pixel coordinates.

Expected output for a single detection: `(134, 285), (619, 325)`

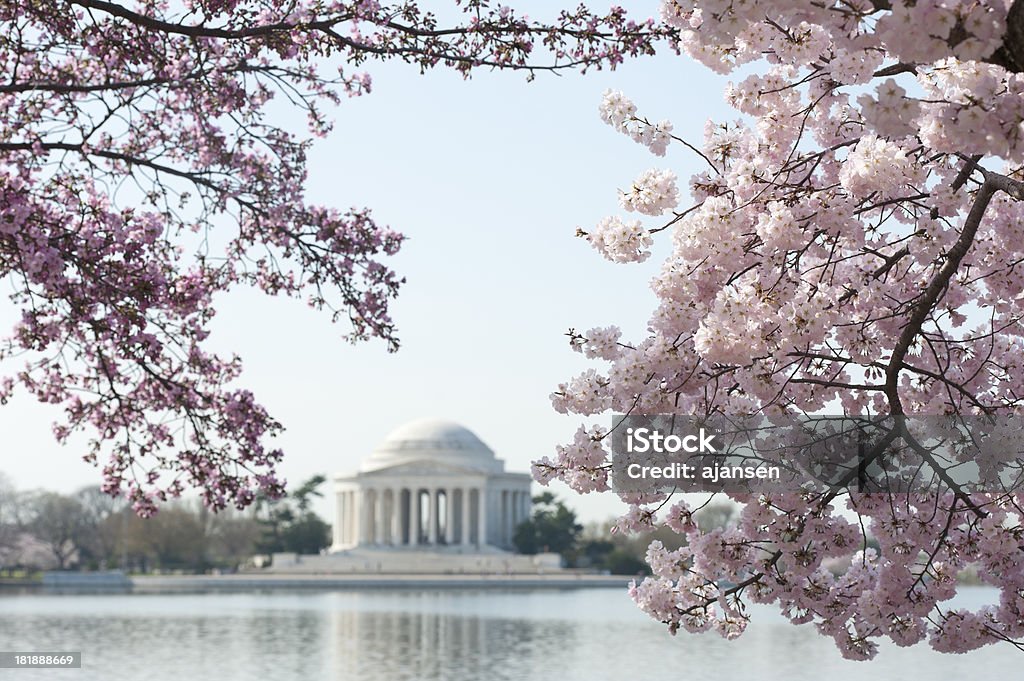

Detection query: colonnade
(335, 486), (530, 549)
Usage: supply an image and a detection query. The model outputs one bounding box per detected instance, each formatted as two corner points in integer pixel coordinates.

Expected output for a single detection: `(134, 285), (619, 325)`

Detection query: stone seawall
(131, 573), (631, 592)
(264, 548), (563, 575)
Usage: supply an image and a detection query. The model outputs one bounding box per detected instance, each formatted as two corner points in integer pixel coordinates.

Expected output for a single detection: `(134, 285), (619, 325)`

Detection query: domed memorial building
(331, 419), (533, 551)
(265, 419), (557, 575)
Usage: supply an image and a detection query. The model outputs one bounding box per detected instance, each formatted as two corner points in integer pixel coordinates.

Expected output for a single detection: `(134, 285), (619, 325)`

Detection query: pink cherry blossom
(537, 0), (1024, 659)
(0, 1), (669, 513)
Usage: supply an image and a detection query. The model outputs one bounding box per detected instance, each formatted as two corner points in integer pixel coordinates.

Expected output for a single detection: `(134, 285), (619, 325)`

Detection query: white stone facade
(331, 419), (532, 552)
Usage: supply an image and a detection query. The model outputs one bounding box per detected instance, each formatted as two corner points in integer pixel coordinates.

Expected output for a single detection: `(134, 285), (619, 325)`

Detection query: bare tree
(122, 502), (205, 572)
(207, 510), (262, 571)
(0, 473), (21, 572)
(75, 486), (128, 570)
(27, 492), (88, 570)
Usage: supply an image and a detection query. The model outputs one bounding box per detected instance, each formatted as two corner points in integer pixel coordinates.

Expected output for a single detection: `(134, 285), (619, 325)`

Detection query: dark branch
(988, 0), (1024, 72)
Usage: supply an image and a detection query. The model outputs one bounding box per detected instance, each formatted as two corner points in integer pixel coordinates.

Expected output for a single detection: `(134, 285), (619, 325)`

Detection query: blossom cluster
(599, 89), (674, 156)
(0, 0), (670, 513)
(838, 135), (927, 200)
(582, 216), (654, 263)
(619, 169), (680, 216)
(537, 0), (1024, 659)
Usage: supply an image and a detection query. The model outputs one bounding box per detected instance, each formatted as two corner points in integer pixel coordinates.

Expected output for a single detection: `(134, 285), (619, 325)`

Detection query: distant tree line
(1, 473), (735, 576)
(0, 472), (331, 574)
(513, 492), (738, 576)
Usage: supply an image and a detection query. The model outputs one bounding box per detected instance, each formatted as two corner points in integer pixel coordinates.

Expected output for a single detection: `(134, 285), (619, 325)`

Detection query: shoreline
(130, 573), (633, 592)
(1, 572), (636, 594)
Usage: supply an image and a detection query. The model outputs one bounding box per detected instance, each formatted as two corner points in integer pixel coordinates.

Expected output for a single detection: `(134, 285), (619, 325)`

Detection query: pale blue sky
(0, 2), (736, 523)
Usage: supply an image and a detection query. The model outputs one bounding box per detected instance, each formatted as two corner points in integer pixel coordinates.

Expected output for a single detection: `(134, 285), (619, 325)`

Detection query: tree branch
(988, 0), (1024, 72)
(885, 179), (995, 414)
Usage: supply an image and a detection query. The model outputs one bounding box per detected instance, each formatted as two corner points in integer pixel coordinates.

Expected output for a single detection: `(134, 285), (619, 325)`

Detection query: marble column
(374, 490), (385, 544)
(428, 488), (439, 544)
(391, 489), (402, 546)
(350, 492), (357, 546)
(444, 488), (455, 545)
(356, 491), (368, 544)
(502, 490), (509, 546)
(341, 492), (348, 546)
(477, 487), (487, 548)
(352, 492), (358, 544)
(512, 492), (520, 541)
(410, 488), (420, 546)
(333, 492), (343, 548)
(342, 492), (349, 546)
(512, 491), (520, 540)
(347, 491), (354, 546)
(460, 488), (470, 545)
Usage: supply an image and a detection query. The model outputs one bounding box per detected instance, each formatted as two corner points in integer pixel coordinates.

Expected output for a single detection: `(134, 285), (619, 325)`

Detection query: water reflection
(0, 588), (1019, 681)
(328, 601), (576, 680)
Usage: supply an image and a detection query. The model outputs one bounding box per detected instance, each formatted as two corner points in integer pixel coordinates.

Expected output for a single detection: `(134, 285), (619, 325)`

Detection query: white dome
(360, 418), (502, 473)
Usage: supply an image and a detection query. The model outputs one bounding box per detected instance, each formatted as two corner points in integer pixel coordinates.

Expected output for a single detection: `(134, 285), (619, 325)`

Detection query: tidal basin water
(0, 586), (1019, 680)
